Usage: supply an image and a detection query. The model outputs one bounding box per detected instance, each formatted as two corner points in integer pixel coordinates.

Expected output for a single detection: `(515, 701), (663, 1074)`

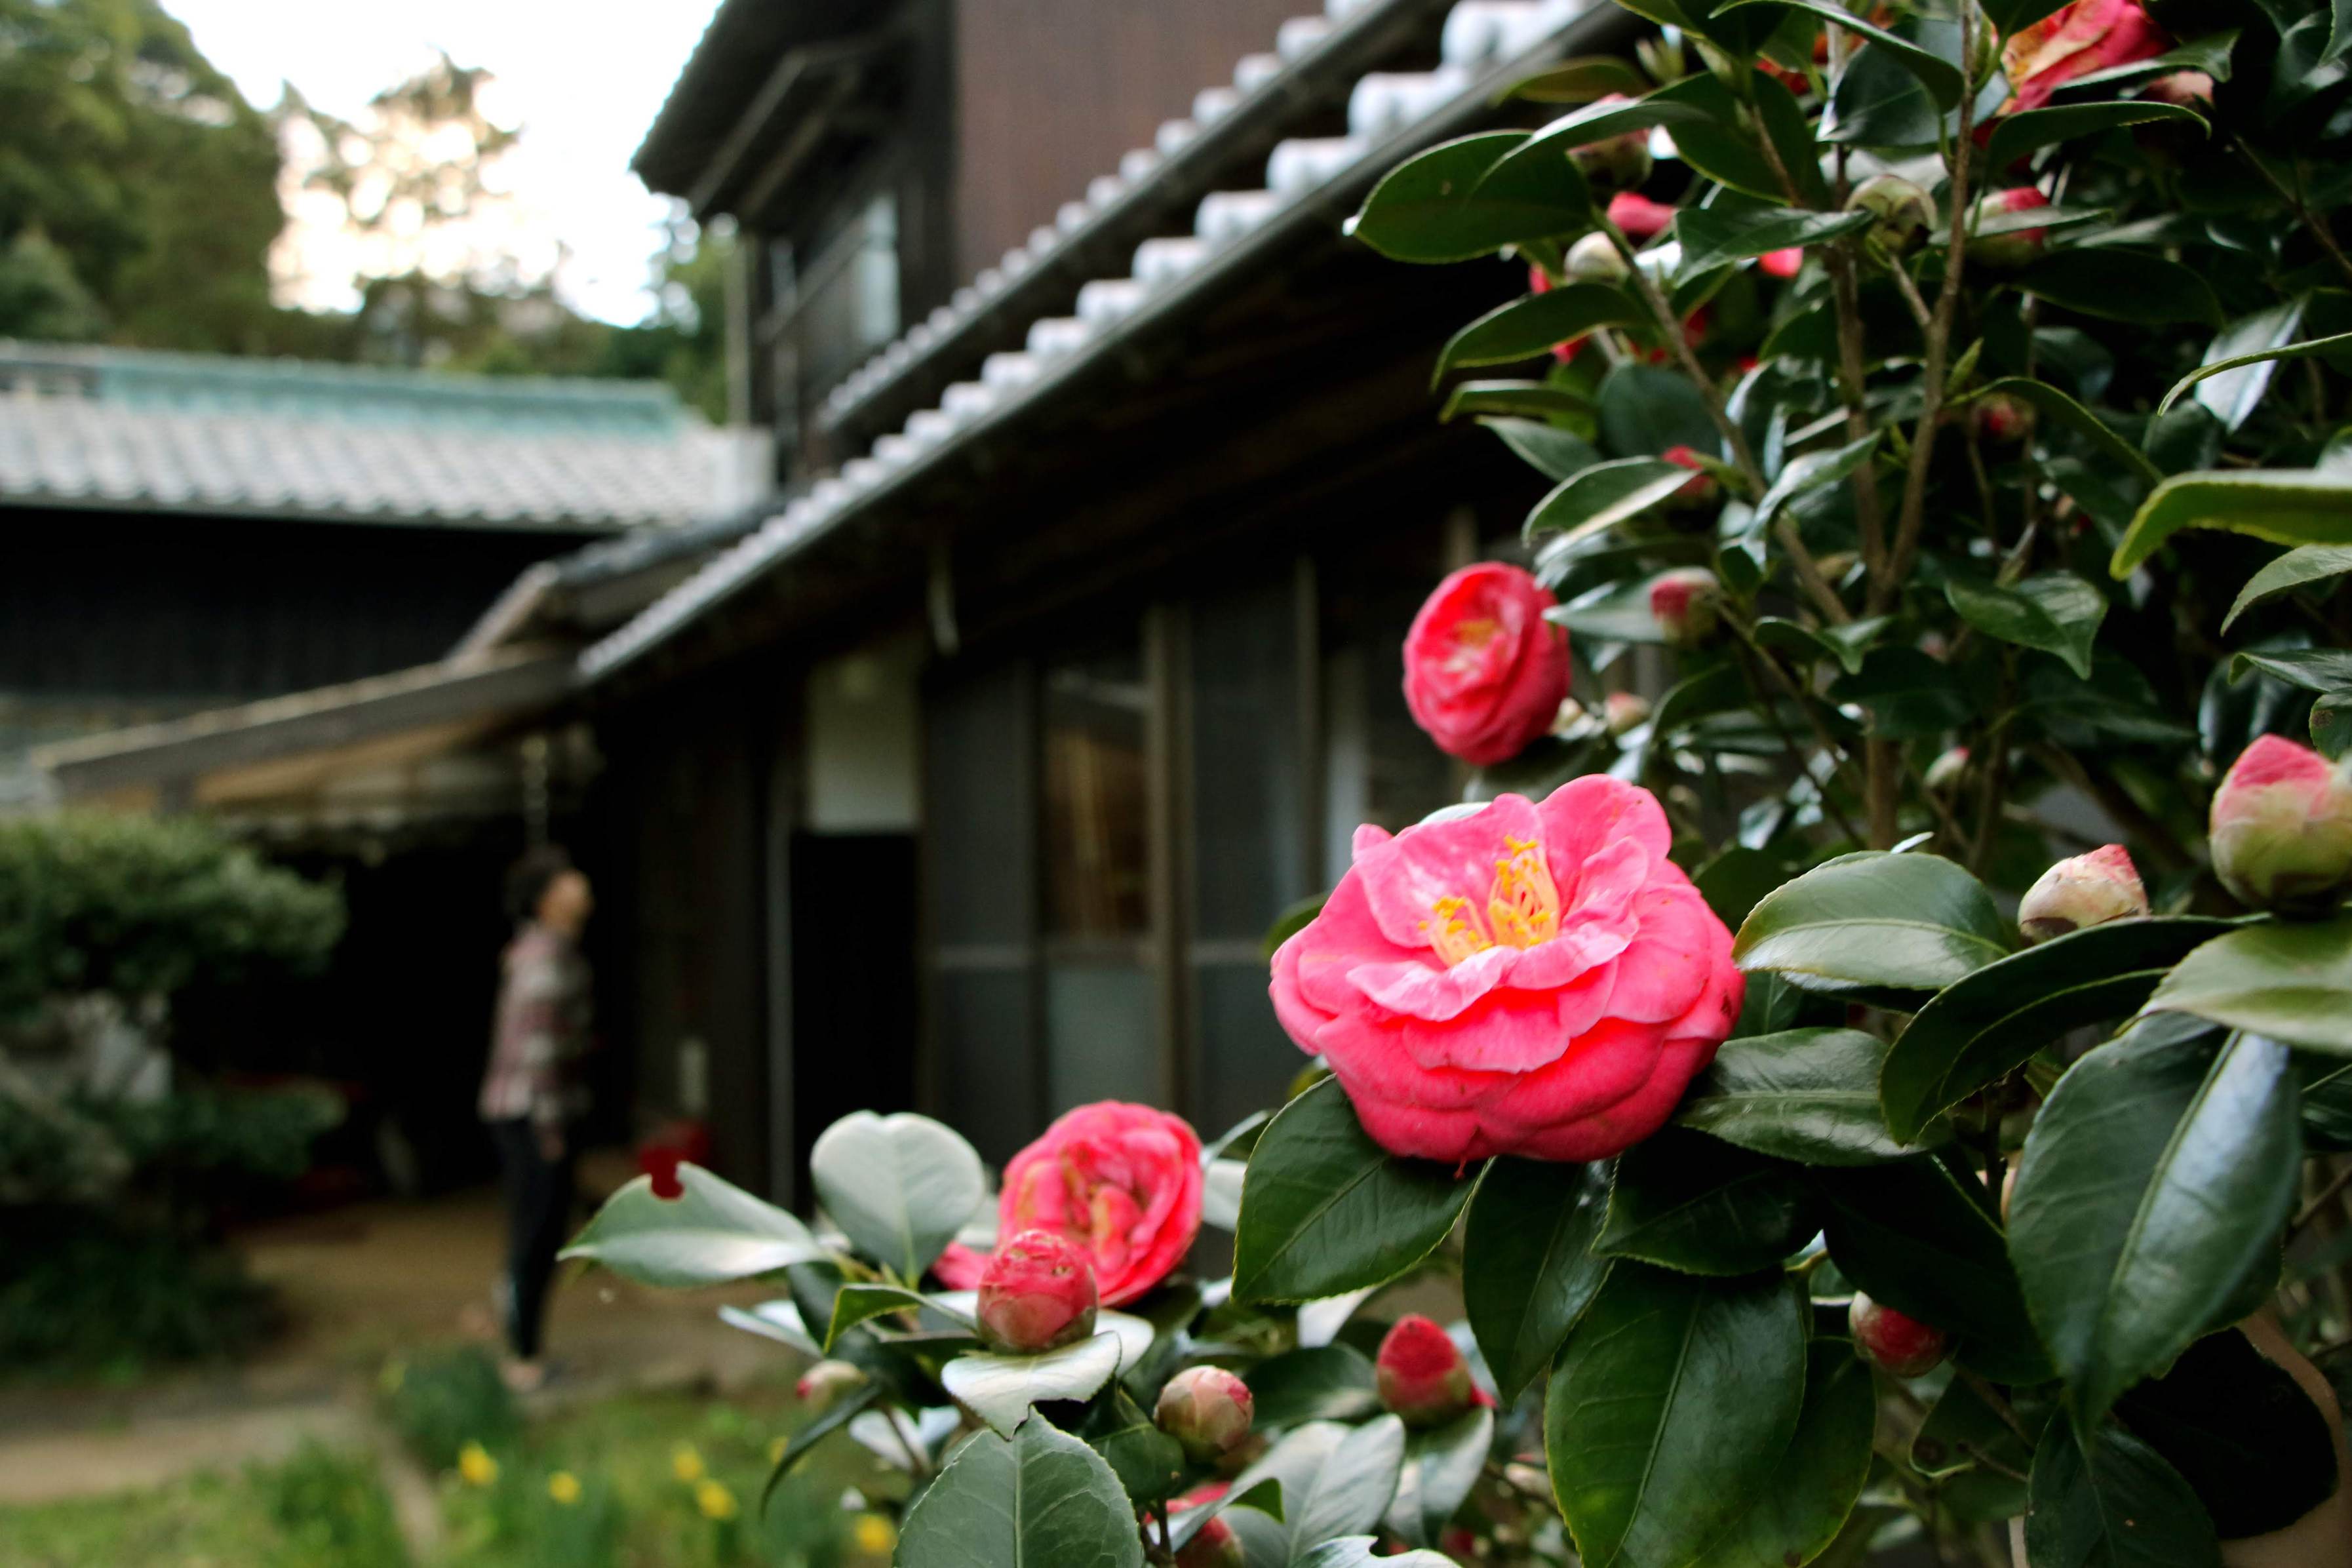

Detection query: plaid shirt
(479, 923), (591, 1129)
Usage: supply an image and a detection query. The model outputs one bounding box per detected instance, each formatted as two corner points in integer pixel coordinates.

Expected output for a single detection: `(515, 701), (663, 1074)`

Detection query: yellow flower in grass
(547, 1471), (581, 1506)
(672, 1444), (705, 1483)
(853, 1513), (897, 1555)
(696, 1479), (739, 1521)
(458, 1442), (499, 1487)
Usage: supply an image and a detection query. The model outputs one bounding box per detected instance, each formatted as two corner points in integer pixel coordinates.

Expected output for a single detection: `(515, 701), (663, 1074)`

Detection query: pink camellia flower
(1402, 564), (1571, 767)
(1375, 1316), (1486, 1426)
(2018, 844), (2148, 943)
(1849, 1293), (1950, 1377)
(1759, 246), (1804, 279)
(1156, 1366), (1255, 1461)
(2210, 735), (2352, 912)
(2001, 0), (2171, 114)
(998, 1102), (1204, 1306)
(2141, 68), (2214, 108)
(1269, 777), (1744, 1164)
(1607, 190), (1677, 244)
(975, 1229), (1099, 1353)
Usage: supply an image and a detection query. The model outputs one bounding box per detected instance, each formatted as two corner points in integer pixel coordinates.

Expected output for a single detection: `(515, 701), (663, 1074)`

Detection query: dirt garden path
(0, 1154), (784, 1511)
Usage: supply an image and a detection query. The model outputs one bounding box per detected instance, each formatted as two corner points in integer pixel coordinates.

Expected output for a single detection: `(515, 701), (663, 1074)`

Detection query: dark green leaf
(1546, 1265), (1808, 1568)
(1346, 132), (1591, 264)
(1234, 1077), (1482, 1303)
(1910, 1377), (2036, 1481)
(1985, 100), (2207, 170)
(826, 1283), (970, 1351)
(1734, 851), (2014, 996)
(2019, 250), (2222, 328)
(1679, 1027), (1931, 1163)
(1824, 16), (1970, 149)
(808, 1111), (988, 1281)
(1829, 646), (1975, 739)
(1654, 74), (1787, 199)
(1523, 457), (1697, 545)
(762, 1383), (881, 1505)
(1384, 1408), (1495, 1548)
(1721, 0), (1964, 104)
(1754, 433), (1881, 528)
(1598, 1129), (1821, 1276)
(2317, 693), (2352, 760)
(1597, 362), (1721, 457)
(1755, 614), (1886, 677)
(1440, 379), (1595, 422)
(2110, 469), (2352, 577)
(1816, 1158), (2054, 1385)
(2222, 545), (2352, 634)
(2173, 305), (2324, 430)
(2009, 1017), (2300, 1430)
(1264, 897), (1325, 962)
(1463, 1159), (1613, 1403)
(1984, 0), (2071, 37)
(1882, 917), (2239, 1144)
(1434, 285), (1644, 382)
(2228, 647), (2352, 692)
(897, 1415), (1145, 1568)
(1492, 95), (1717, 192)
(1244, 1344), (1381, 1431)
(1974, 375), (2160, 488)
(2142, 917), (2352, 1053)
(2024, 1421), (2220, 1568)
(2114, 1329), (2341, 1539)
(1503, 56), (1651, 103)
(1079, 1385), (1187, 1508)
(1751, 69), (1832, 207)
(1674, 206), (1873, 283)
(1552, 574), (1675, 644)
(1946, 572), (2107, 679)
(2058, 28), (2238, 93)
(561, 1164), (829, 1288)
(1696, 1341), (1877, 1568)
(1481, 417), (1602, 483)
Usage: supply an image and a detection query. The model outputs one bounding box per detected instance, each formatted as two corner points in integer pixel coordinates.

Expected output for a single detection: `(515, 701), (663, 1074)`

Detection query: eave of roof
(583, 0), (1624, 682)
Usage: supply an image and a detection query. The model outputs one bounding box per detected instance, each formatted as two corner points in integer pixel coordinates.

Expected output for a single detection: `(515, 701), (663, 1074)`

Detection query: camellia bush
(562, 0), (2352, 1561)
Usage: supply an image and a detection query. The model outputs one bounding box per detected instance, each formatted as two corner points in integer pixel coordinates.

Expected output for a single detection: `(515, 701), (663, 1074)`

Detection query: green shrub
(0, 1213), (279, 1377)
(251, 1442), (410, 1568)
(377, 1345), (521, 1473)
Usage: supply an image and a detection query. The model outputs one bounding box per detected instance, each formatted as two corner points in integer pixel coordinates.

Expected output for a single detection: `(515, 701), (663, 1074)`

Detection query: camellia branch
(1599, 212), (1766, 491)
(2231, 134), (2352, 292)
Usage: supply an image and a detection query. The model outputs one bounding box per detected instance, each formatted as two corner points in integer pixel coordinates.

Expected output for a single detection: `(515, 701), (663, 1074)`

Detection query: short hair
(505, 845), (576, 925)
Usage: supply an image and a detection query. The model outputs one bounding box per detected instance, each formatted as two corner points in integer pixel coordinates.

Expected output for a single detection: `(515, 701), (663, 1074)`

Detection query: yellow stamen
(1421, 838), (1563, 966)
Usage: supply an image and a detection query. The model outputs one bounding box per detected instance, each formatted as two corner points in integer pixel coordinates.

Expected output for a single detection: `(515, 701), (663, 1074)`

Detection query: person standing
(479, 846), (593, 1393)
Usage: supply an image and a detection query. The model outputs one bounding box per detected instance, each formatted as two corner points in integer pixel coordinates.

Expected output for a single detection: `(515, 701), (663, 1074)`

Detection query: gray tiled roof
(0, 343), (769, 532)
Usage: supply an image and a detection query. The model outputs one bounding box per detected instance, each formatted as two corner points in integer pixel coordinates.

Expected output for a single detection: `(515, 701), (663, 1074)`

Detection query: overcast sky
(164, 0), (726, 324)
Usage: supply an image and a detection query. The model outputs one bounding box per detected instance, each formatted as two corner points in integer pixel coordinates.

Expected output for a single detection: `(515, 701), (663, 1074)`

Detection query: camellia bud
(1965, 188), (2052, 271)
(1605, 190), (1677, 245)
(1155, 1366), (1255, 1462)
(1604, 691), (1653, 736)
(1847, 173), (1936, 256)
(1564, 230), (1628, 284)
(1659, 445), (1721, 512)
(1171, 1485), (1244, 1568)
(1925, 745), (1970, 793)
(1647, 566), (1723, 648)
(1376, 1315), (1476, 1427)
(2210, 735), (2352, 913)
(794, 1359), (869, 1412)
(2141, 69), (2215, 108)
(1850, 1293), (1949, 1377)
(1569, 96), (1653, 193)
(975, 1229), (1099, 1354)
(1971, 391), (2033, 446)
(2018, 844), (2149, 943)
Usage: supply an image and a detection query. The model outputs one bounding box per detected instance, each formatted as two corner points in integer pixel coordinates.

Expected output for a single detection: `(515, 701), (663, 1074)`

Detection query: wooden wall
(949, 0), (1310, 275)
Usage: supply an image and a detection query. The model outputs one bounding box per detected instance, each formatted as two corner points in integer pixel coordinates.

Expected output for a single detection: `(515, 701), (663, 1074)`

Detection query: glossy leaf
(1910, 1376), (2036, 1481)
(1433, 285), (1643, 382)
(1674, 206), (1872, 282)
(1723, 0), (1964, 104)
(2019, 250), (2222, 327)
(1755, 615), (1886, 677)
(1504, 56), (1651, 103)
(1677, 1027), (1927, 1164)
(1824, 16), (1974, 149)
(2222, 545), (2352, 633)
(1481, 416), (1601, 482)
(2051, 26), (2239, 90)
(1204, 1422), (1348, 1551)
(1493, 95), (1717, 188)
(560, 1164), (829, 1288)
(941, 1331), (1127, 1438)
(2317, 692), (2352, 759)
(1973, 376), (2161, 488)
(1945, 572), (2106, 678)
(1754, 433), (1881, 529)
(2181, 302), (2315, 431)
(1244, 1344), (1381, 1431)
(1985, 100), (2207, 170)
(1462, 1158), (1613, 1402)
(2110, 469), (2352, 577)
(897, 1414), (1145, 1568)
(1829, 646), (1975, 739)
(808, 1110), (988, 1280)
(1078, 1384), (1186, 1508)
(1545, 1265), (1807, 1568)
(1881, 917), (2239, 1143)
(2227, 647), (2352, 692)
(1384, 1407), (1495, 1548)
(1523, 457), (1696, 545)
(1292, 1540), (1456, 1568)
(1816, 1158), (2053, 1385)
(2142, 916), (2352, 1053)
(2114, 1328), (2342, 1539)
(825, 1282), (971, 1351)
(1347, 132), (1591, 264)
(2009, 1017), (2300, 1430)
(1233, 1076), (1482, 1303)
(1696, 1341), (1877, 1568)
(1287, 1415), (1408, 1553)
(1596, 362), (1720, 457)
(1734, 851), (2014, 996)
(1440, 379), (1594, 422)
(2023, 1421), (2220, 1568)
(1652, 74), (1787, 200)
(1597, 1128), (1820, 1276)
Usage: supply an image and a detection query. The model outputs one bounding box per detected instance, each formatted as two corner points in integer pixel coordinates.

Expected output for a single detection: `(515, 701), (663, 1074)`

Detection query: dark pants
(490, 1118), (575, 1361)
